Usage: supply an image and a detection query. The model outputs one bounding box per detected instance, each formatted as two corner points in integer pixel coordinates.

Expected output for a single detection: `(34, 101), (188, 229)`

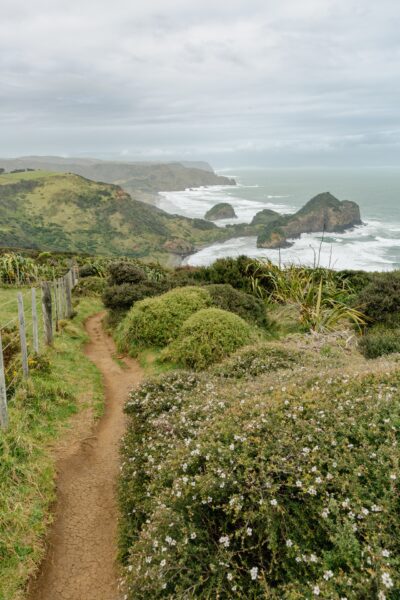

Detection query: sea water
(157, 167), (400, 271)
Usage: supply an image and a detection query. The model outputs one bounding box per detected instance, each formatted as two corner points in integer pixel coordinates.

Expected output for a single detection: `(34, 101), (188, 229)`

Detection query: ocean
(157, 167), (400, 271)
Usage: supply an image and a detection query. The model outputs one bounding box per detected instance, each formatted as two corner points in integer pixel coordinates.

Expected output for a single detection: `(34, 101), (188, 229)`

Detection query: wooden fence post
(53, 279), (59, 331)
(41, 282), (53, 346)
(31, 287), (39, 354)
(0, 332), (8, 429)
(17, 292), (29, 378)
(65, 273), (73, 318)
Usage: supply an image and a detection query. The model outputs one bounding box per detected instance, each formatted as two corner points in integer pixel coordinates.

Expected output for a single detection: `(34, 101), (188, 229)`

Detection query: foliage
(356, 272), (400, 328)
(205, 283), (270, 328)
(249, 260), (367, 332)
(116, 287), (211, 354)
(108, 261), (147, 286)
(212, 343), (300, 379)
(191, 256), (258, 293)
(74, 276), (107, 297)
(102, 281), (170, 311)
(162, 308), (255, 370)
(119, 365), (400, 599)
(359, 327), (400, 358)
(79, 262), (107, 278)
(0, 253), (47, 284)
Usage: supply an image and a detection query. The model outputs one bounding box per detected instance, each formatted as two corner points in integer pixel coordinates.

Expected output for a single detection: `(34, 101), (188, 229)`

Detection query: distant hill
(0, 171), (237, 260)
(0, 156), (235, 197)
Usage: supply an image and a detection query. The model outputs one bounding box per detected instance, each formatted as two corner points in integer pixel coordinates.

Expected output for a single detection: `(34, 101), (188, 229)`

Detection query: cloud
(0, 0), (399, 165)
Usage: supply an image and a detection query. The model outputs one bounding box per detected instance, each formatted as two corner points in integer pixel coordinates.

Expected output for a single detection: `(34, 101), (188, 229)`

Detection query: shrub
(193, 256), (258, 292)
(162, 308), (255, 370)
(116, 287), (211, 354)
(205, 283), (270, 328)
(212, 343), (300, 378)
(79, 263), (101, 278)
(359, 327), (400, 358)
(102, 281), (170, 311)
(357, 271), (400, 327)
(108, 261), (147, 286)
(74, 276), (107, 297)
(119, 368), (400, 599)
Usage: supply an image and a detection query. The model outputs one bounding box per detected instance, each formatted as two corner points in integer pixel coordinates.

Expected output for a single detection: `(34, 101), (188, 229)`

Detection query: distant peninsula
(205, 202), (237, 221)
(256, 192), (362, 248)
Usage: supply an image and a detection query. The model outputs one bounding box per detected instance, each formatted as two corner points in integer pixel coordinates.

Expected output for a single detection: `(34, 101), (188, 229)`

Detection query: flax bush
(116, 287), (211, 354)
(119, 367), (400, 599)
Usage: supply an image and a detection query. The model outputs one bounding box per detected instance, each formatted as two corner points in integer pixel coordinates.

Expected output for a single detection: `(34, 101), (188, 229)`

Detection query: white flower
(378, 592), (386, 600)
(160, 559), (166, 567)
(382, 549), (390, 558)
(315, 477), (322, 484)
(219, 535), (230, 548)
(323, 570), (333, 580)
(321, 509), (329, 519)
(227, 573), (233, 581)
(270, 498), (278, 506)
(296, 480), (303, 487)
(246, 527), (252, 536)
(286, 539), (293, 547)
(250, 567), (258, 580)
(390, 473), (397, 480)
(382, 572), (393, 589)
(190, 532), (197, 540)
(307, 486), (317, 496)
(310, 554), (317, 563)
(313, 585), (320, 596)
(229, 443), (235, 451)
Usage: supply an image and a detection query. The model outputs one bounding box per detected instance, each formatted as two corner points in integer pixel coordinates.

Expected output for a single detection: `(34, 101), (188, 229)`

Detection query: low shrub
(357, 271), (400, 327)
(119, 368), (400, 599)
(212, 343), (300, 378)
(192, 256), (258, 293)
(108, 261), (147, 286)
(205, 283), (270, 328)
(102, 281), (170, 311)
(116, 287), (211, 354)
(359, 327), (400, 358)
(74, 276), (107, 296)
(162, 308), (255, 370)
(79, 263), (102, 278)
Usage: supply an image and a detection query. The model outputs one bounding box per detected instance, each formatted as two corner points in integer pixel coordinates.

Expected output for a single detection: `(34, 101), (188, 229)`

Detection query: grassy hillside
(0, 171), (236, 260)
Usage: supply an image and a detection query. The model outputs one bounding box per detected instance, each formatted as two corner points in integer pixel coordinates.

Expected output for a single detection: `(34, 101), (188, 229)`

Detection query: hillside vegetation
(94, 256), (400, 599)
(0, 171), (235, 260)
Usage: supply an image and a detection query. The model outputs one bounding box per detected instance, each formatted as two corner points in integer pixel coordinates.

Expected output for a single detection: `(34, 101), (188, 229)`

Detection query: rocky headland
(205, 202), (237, 221)
(257, 192), (362, 249)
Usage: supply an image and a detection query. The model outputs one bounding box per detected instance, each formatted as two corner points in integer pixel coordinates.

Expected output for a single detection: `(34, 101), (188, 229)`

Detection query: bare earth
(27, 312), (143, 600)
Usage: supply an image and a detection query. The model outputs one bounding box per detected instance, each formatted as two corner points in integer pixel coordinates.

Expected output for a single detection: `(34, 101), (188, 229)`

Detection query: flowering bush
(161, 308), (255, 370)
(116, 287), (211, 354)
(119, 363), (400, 599)
(212, 343), (300, 379)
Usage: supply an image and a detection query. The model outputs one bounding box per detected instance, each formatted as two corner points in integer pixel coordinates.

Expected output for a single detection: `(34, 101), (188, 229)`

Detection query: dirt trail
(28, 312), (143, 600)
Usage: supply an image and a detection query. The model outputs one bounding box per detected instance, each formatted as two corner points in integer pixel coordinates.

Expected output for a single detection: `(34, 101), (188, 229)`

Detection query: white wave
(185, 231), (398, 271)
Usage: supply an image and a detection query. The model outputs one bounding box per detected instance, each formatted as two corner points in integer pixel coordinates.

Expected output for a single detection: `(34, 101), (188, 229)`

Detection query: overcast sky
(1, 0), (399, 167)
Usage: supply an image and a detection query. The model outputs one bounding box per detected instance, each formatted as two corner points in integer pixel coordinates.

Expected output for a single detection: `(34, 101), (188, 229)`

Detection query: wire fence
(0, 265), (79, 430)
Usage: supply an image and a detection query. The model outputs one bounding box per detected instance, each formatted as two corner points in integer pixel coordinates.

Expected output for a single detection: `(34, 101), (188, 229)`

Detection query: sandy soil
(27, 312), (142, 600)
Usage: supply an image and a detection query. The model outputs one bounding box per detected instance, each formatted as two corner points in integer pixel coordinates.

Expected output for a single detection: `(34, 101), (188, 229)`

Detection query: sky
(1, 0), (400, 167)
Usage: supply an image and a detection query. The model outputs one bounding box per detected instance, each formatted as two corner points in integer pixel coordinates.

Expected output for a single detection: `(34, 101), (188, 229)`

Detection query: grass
(0, 295), (103, 600)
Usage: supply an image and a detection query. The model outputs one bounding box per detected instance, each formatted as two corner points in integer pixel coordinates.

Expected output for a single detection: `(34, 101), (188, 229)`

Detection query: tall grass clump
(119, 368), (400, 599)
(116, 287), (211, 354)
(249, 260), (367, 332)
(162, 308), (255, 370)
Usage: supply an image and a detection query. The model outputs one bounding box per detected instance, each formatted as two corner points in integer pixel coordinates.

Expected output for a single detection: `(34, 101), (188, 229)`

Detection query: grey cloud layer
(1, 0), (399, 165)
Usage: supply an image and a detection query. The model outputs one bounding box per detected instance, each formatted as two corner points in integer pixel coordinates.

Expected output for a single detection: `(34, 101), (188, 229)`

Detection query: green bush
(74, 276), (107, 297)
(192, 256), (258, 293)
(79, 263), (101, 278)
(212, 343), (300, 378)
(116, 287), (211, 354)
(119, 368), (400, 599)
(359, 327), (400, 358)
(206, 283), (269, 328)
(357, 272), (400, 327)
(102, 281), (170, 311)
(163, 308), (255, 370)
(108, 261), (147, 286)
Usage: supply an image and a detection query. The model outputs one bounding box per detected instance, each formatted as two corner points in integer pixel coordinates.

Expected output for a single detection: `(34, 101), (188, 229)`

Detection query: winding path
(28, 312), (142, 600)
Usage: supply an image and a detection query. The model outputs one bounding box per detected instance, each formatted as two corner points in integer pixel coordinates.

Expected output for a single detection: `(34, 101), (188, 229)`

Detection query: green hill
(0, 171), (235, 260)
